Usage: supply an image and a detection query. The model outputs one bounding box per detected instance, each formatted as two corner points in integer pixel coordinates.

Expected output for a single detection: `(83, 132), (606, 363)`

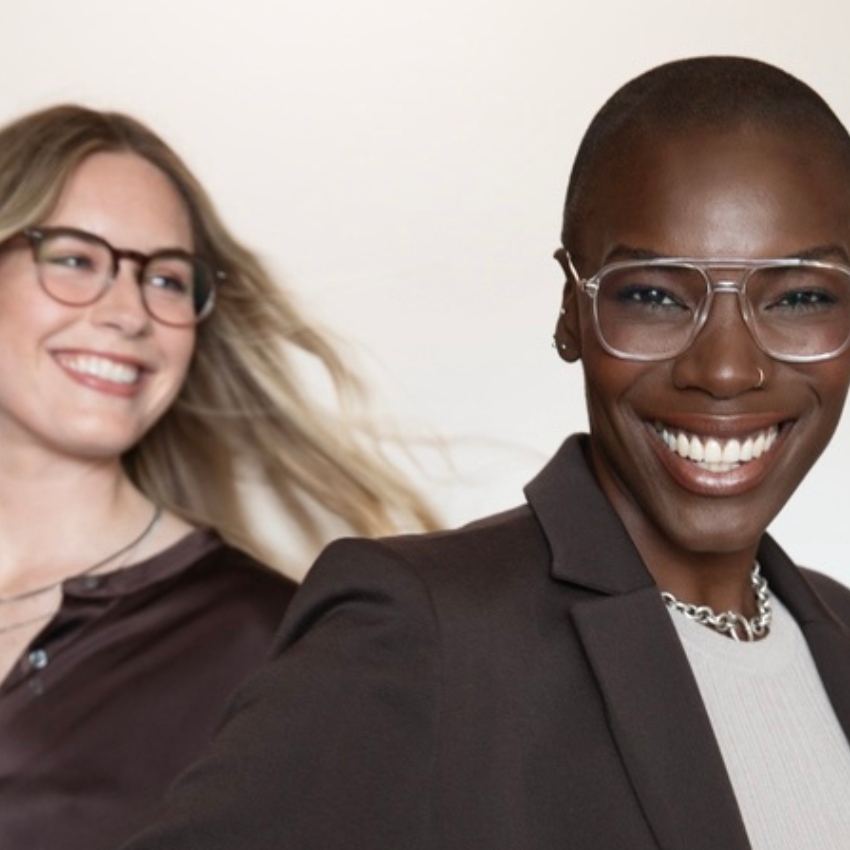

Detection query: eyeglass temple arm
(554, 247), (584, 281)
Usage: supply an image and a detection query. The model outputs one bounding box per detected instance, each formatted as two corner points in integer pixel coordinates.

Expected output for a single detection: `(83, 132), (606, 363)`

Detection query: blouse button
(28, 648), (49, 670)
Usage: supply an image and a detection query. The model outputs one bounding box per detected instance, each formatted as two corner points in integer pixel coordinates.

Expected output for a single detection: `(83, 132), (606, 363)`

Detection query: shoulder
(156, 536), (298, 637)
(191, 540), (298, 594)
(276, 504), (548, 649)
(305, 503), (545, 596)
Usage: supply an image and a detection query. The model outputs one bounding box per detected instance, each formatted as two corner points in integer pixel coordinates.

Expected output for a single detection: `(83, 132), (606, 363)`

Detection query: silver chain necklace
(661, 562), (772, 642)
(0, 505), (162, 636)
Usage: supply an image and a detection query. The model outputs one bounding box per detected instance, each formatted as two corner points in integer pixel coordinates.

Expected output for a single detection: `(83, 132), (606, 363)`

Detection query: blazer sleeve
(119, 537), (442, 850)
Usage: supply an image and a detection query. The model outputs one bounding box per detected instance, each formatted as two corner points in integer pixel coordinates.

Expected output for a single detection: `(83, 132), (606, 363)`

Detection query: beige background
(4, 0), (850, 581)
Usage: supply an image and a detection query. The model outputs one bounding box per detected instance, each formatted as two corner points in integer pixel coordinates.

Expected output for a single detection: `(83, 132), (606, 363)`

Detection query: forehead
(46, 152), (194, 252)
(573, 124), (850, 264)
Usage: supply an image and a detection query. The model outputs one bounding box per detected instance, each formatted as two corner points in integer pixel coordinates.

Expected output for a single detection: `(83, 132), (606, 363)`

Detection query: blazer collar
(758, 535), (850, 745)
(758, 533), (842, 625)
(524, 434), (655, 594)
(525, 433), (848, 615)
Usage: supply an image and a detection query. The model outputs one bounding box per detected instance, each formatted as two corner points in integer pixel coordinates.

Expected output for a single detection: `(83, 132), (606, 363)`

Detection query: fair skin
(556, 124), (850, 619)
(0, 152), (198, 678)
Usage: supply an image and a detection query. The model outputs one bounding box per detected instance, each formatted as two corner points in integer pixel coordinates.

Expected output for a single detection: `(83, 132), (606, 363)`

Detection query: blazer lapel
(804, 620), (850, 741)
(759, 535), (850, 744)
(526, 436), (751, 850)
(572, 589), (750, 850)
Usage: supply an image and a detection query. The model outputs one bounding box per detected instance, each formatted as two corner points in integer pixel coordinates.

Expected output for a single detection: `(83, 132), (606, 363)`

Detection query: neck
(662, 561), (771, 642)
(608, 492), (762, 616)
(584, 439), (766, 616)
(0, 453), (156, 595)
(649, 551), (762, 618)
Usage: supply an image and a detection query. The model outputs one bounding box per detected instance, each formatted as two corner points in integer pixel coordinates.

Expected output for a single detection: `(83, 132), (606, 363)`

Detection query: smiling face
(559, 123), (850, 566)
(0, 151), (196, 463)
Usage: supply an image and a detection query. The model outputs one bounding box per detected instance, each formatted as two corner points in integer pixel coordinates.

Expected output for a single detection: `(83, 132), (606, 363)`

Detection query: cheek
(575, 301), (642, 391)
(0, 251), (45, 314)
(805, 352), (850, 409)
(177, 333), (196, 374)
(814, 361), (850, 437)
(580, 340), (652, 413)
(159, 330), (196, 393)
(0, 286), (76, 349)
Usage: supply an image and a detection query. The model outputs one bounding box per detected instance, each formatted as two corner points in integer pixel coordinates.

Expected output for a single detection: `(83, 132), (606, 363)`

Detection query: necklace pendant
(730, 612), (755, 642)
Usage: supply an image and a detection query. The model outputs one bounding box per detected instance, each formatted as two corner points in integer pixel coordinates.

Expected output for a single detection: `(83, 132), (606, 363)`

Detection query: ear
(553, 248), (581, 362)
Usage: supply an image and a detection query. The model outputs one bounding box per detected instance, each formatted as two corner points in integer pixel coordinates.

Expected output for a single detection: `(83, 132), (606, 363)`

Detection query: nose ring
(755, 367), (765, 389)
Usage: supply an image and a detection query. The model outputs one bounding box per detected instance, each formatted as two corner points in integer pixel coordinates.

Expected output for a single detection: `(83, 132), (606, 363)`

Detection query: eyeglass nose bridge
(104, 246), (150, 284)
(700, 261), (760, 293)
(698, 276), (753, 314)
(696, 262), (766, 310)
(706, 277), (747, 294)
(688, 270), (764, 355)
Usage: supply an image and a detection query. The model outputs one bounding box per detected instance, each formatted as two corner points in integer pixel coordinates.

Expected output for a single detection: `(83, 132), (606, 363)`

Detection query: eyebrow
(603, 246), (665, 263)
(791, 244), (850, 264)
(602, 244), (850, 265)
(42, 224), (195, 258)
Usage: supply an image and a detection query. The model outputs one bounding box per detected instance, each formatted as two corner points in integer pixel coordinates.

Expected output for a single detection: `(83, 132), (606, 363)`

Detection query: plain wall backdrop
(4, 0), (850, 581)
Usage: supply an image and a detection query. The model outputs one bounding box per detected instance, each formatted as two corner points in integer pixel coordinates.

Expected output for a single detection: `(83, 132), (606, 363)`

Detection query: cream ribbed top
(669, 596), (850, 849)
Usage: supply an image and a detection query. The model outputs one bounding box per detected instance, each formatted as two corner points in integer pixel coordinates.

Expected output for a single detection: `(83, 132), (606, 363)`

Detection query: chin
(50, 429), (145, 462)
(662, 516), (768, 557)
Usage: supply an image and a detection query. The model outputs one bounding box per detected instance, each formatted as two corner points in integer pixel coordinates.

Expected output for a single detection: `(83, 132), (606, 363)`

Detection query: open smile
(55, 352), (143, 386)
(653, 421), (780, 473)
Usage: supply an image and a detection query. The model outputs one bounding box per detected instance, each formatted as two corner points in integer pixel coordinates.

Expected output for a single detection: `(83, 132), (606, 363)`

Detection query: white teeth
(721, 440), (741, 464)
(704, 438), (722, 464)
(655, 422), (779, 472)
(689, 435), (704, 461)
(58, 354), (141, 385)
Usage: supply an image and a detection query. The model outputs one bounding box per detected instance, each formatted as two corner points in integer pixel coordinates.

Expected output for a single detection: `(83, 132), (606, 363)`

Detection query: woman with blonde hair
(0, 104), (436, 850)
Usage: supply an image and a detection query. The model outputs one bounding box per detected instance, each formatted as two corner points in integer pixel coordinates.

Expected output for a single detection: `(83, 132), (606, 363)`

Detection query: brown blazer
(122, 435), (850, 850)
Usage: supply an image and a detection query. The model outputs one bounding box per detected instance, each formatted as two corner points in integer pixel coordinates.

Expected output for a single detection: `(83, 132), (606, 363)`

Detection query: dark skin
(554, 123), (850, 619)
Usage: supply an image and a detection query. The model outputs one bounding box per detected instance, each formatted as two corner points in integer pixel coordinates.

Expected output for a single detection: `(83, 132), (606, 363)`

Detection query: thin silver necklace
(661, 562), (772, 642)
(0, 504), (163, 609)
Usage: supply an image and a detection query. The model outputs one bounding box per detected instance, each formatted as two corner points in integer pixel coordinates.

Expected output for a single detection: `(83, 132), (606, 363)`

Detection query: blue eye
(142, 255), (199, 301)
(44, 252), (98, 271)
(145, 273), (191, 296)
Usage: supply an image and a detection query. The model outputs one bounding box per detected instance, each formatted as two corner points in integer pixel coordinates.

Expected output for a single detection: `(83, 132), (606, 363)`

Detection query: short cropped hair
(561, 55), (850, 248)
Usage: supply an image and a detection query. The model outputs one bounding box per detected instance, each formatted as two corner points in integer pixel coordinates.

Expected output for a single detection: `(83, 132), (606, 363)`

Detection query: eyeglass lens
(593, 263), (850, 361)
(33, 230), (213, 326)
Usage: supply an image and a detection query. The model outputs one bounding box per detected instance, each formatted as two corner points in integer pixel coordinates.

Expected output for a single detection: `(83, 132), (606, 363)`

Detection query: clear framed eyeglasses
(18, 226), (224, 327)
(563, 251), (850, 363)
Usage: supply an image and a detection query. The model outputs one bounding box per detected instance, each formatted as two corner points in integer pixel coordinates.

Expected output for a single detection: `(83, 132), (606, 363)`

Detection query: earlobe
(554, 296), (581, 362)
(553, 248), (581, 362)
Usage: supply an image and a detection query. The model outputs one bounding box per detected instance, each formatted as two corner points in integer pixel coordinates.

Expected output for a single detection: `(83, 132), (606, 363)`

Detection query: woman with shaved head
(123, 57), (850, 850)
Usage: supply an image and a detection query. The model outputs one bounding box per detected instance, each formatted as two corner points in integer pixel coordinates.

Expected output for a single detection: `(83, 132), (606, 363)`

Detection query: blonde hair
(0, 104), (439, 566)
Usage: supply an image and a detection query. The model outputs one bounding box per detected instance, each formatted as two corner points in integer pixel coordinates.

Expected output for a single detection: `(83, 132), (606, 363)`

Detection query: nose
(671, 287), (767, 397)
(88, 260), (152, 336)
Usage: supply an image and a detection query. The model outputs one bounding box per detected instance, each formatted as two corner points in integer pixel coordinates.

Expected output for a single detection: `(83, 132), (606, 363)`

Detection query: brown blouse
(0, 529), (297, 850)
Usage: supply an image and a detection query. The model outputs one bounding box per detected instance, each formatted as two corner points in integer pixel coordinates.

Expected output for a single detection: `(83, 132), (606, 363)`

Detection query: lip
(53, 349), (150, 397)
(646, 416), (790, 496)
